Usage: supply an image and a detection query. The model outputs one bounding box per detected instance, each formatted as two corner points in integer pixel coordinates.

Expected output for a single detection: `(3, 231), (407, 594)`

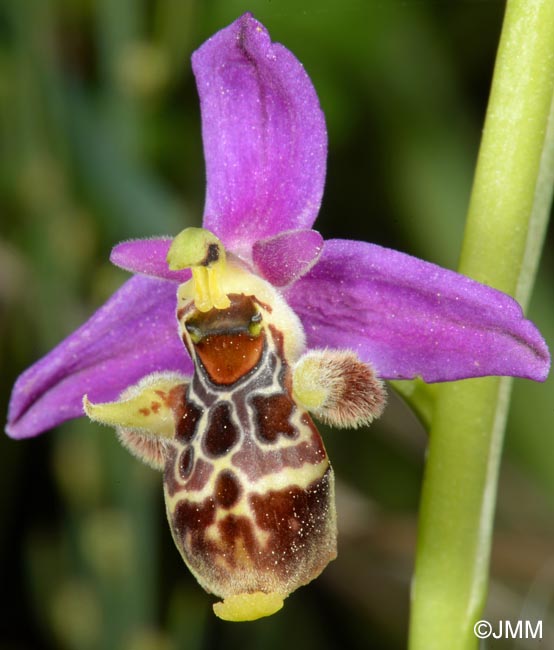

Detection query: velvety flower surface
(5, 13), (550, 441)
(5, 12), (551, 624)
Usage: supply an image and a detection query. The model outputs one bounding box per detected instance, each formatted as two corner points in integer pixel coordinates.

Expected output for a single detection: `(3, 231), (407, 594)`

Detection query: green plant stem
(409, 3), (554, 650)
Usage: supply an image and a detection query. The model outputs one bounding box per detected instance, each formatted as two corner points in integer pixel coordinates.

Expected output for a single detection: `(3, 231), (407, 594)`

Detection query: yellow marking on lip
(204, 509), (271, 550)
(248, 458), (329, 494)
(163, 455), (329, 512)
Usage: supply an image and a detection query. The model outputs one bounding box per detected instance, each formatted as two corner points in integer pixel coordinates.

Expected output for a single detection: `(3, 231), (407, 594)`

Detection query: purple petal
(110, 238), (190, 283)
(253, 229), (324, 286)
(193, 13), (327, 251)
(285, 239), (550, 382)
(7, 275), (192, 439)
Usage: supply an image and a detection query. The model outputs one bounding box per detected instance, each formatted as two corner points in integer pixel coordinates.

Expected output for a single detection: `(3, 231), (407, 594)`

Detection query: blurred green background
(1, 1), (553, 649)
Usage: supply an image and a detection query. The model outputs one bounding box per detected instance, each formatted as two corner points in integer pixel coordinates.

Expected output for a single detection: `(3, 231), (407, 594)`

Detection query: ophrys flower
(6, 13), (550, 622)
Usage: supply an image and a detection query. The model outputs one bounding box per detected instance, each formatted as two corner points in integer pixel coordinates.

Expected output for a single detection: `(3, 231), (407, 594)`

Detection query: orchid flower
(6, 13), (550, 623)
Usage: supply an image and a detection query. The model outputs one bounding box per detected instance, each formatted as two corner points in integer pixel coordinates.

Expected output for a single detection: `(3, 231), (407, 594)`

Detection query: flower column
(410, 3), (554, 650)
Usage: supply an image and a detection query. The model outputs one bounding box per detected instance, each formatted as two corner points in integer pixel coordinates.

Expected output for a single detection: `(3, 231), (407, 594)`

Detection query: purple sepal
(253, 229), (324, 286)
(6, 276), (192, 439)
(286, 239), (550, 382)
(110, 238), (189, 283)
(192, 13), (327, 251)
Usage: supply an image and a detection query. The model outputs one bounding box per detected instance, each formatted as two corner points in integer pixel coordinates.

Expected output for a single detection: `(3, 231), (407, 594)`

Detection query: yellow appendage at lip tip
(212, 592), (285, 622)
(167, 227), (231, 313)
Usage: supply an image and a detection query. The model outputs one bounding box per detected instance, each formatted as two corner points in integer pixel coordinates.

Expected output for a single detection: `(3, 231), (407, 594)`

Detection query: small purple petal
(193, 13), (327, 251)
(111, 238), (190, 283)
(253, 229), (324, 286)
(6, 276), (191, 439)
(286, 239), (550, 382)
